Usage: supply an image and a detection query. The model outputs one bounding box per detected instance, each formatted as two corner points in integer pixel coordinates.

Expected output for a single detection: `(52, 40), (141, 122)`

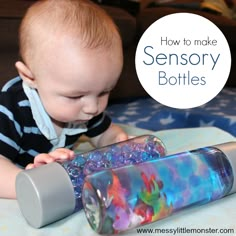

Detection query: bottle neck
(213, 142), (236, 195)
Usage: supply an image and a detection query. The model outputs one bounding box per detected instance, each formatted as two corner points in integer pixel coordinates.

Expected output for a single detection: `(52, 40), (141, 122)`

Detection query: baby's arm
(0, 155), (22, 199)
(90, 123), (128, 147)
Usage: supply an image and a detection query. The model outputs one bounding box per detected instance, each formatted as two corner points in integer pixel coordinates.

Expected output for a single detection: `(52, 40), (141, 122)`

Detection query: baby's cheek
(99, 97), (109, 112)
(50, 110), (75, 123)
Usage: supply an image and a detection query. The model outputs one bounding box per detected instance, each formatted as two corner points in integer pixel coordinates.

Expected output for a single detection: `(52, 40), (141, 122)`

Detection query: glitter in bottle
(82, 144), (235, 234)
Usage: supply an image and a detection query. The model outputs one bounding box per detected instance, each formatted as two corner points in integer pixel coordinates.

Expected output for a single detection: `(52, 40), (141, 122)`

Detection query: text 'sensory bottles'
(82, 142), (236, 234)
(15, 135), (166, 228)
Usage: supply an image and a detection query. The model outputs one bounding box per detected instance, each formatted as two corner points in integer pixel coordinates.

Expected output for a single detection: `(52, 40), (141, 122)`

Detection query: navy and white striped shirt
(0, 77), (111, 167)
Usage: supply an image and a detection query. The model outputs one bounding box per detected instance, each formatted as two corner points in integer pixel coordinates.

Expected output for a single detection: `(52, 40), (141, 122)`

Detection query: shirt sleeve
(85, 112), (111, 137)
(0, 94), (22, 162)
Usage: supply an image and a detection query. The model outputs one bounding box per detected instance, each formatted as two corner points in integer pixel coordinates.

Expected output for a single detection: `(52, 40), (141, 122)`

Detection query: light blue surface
(0, 126), (236, 236)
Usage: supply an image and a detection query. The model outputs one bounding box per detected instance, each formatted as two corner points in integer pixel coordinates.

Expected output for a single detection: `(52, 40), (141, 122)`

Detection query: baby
(0, 0), (128, 198)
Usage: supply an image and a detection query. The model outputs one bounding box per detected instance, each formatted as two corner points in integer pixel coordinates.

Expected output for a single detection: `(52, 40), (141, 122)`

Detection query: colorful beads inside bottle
(82, 147), (233, 234)
(62, 135), (166, 211)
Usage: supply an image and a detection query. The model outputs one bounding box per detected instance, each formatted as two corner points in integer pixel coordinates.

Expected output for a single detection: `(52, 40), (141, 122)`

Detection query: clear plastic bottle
(16, 135), (166, 228)
(62, 135), (166, 211)
(82, 142), (236, 234)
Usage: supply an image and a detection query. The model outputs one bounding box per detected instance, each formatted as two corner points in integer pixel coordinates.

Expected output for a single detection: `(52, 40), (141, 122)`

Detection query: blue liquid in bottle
(82, 143), (235, 234)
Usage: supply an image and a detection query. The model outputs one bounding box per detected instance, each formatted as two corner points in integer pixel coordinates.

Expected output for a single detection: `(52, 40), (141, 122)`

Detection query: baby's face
(31, 36), (123, 126)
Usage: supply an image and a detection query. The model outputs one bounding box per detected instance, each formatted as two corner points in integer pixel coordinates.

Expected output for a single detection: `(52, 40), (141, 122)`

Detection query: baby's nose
(83, 98), (98, 115)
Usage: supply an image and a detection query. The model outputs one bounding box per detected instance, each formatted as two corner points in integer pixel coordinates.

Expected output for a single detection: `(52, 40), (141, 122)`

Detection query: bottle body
(82, 146), (234, 234)
(62, 135), (166, 211)
(15, 134), (166, 228)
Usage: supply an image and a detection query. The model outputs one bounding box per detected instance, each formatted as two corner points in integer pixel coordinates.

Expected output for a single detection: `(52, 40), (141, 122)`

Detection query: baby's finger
(34, 153), (55, 167)
(25, 163), (35, 170)
(49, 148), (75, 162)
(56, 148), (75, 159)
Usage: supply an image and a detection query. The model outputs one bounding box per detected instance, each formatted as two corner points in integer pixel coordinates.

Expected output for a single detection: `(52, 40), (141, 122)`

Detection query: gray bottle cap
(213, 142), (236, 195)
(15, 162), (75, 228)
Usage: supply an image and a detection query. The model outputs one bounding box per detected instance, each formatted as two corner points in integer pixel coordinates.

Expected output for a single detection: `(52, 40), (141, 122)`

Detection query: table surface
(0, 126), (236, 236)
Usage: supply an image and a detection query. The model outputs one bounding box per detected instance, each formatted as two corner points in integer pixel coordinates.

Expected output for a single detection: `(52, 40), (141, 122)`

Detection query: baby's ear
(15, 61), (37, 88)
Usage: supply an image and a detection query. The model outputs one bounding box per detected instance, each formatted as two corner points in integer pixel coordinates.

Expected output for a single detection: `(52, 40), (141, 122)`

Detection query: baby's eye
(67, 95), (83, 99)
(99, 91), (110, 97)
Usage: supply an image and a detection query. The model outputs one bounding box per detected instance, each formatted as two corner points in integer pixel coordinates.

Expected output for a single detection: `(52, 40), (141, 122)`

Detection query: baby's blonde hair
(19, 0), (121, 63)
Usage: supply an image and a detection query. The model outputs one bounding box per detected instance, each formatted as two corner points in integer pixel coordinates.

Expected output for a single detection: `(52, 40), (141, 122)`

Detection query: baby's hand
(25, 148), (75, 170)
(115, 132), (129, 143)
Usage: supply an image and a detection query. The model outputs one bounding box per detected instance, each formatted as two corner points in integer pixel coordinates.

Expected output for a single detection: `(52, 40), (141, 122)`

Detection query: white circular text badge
(135, 13), (231, 109)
